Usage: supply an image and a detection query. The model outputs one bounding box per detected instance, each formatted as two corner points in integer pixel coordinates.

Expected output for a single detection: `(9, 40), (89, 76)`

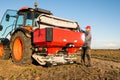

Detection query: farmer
(81, 26), (92, 67)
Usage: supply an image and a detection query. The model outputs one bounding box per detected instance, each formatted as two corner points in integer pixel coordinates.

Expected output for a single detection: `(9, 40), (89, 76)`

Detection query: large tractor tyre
(0, 38), (10, 60)
(10, 31), (32, 65)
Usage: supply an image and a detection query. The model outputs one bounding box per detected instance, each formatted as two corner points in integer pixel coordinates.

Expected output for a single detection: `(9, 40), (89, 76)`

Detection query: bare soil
(0, 50), (120, 80)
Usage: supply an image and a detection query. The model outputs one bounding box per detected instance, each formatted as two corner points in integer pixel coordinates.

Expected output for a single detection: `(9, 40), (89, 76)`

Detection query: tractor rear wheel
(10, 31), (32, 65)
(0, 39), (10, 60)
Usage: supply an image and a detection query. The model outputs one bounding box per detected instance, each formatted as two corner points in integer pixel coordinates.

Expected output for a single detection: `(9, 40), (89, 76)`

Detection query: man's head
(86, 26), (91, 31)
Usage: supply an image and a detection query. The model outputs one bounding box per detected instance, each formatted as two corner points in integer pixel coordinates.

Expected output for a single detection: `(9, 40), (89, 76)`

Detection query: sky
(0, 0), (120, 49)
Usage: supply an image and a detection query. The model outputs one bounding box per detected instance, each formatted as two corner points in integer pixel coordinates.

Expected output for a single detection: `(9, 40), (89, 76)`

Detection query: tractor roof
(18, 6), (52, 15)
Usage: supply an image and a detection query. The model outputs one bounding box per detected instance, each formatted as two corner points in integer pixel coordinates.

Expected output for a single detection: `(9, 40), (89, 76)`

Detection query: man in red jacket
(81, 26), (92, 67)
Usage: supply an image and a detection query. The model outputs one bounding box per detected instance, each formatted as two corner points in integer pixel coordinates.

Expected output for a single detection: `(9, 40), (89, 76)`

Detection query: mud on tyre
(10, 31), (32, 65)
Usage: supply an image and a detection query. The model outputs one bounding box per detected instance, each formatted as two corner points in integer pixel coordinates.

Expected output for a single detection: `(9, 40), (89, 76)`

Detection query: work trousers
(81, 46), (91, 65)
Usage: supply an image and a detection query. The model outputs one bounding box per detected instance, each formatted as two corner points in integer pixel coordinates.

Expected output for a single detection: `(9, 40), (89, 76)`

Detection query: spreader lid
(36, 14), (78, 29)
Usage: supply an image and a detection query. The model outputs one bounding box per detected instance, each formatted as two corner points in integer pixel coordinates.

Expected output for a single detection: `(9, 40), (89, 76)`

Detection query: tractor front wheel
(10, 31), (32, 65)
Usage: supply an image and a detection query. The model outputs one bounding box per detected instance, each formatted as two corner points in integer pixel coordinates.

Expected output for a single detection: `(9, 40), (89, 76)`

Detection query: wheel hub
(13, 38), (23, 60)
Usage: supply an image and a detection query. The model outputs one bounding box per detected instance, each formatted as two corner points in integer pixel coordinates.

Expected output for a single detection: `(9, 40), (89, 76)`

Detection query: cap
(86, 26), (91, 29)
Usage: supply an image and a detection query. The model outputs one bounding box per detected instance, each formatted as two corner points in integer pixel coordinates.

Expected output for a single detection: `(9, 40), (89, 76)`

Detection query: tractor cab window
(25, 11), (40, 27)
(25, 11), (41, 27)
(0, 9), (17, 39)
(25, 11), (33, 26)
(17, 11), (40, 27)
(17, 11), (33, 27)
(16, 15), (24, 28)
(34, 12), (40, 26)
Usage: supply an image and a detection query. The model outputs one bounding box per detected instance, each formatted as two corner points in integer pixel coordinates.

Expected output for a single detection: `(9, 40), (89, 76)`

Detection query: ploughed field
(0, 49), (120, 80)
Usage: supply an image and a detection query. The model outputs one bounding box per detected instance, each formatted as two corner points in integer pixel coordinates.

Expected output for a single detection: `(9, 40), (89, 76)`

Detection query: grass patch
(91, 49), (120, 62)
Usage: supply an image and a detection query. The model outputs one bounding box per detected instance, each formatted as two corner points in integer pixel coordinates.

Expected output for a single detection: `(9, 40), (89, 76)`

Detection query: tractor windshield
(17, 10), (40, 27)
(0, 9), (17, 39)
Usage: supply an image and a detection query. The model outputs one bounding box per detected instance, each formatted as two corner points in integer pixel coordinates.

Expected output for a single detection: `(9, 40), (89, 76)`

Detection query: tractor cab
(17, 7), (52, 27)
(0, 6), (52, 39)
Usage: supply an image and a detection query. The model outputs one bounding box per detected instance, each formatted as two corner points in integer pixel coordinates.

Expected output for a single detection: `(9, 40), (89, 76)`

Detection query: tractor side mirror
(0, 25), (3, 31)
(6, 14), (10, 21)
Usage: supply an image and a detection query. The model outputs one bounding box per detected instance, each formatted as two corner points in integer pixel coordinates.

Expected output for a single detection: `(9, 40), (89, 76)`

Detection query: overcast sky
(0, 0), (120, 49)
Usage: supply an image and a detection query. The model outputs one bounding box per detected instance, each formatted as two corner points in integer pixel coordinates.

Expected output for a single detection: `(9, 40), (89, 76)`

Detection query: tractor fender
(11, 28), (32, 38)
(10, 28), (32, 50)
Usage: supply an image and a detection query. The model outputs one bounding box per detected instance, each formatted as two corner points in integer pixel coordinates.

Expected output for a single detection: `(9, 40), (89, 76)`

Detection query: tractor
(0, 3), (85, 66)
